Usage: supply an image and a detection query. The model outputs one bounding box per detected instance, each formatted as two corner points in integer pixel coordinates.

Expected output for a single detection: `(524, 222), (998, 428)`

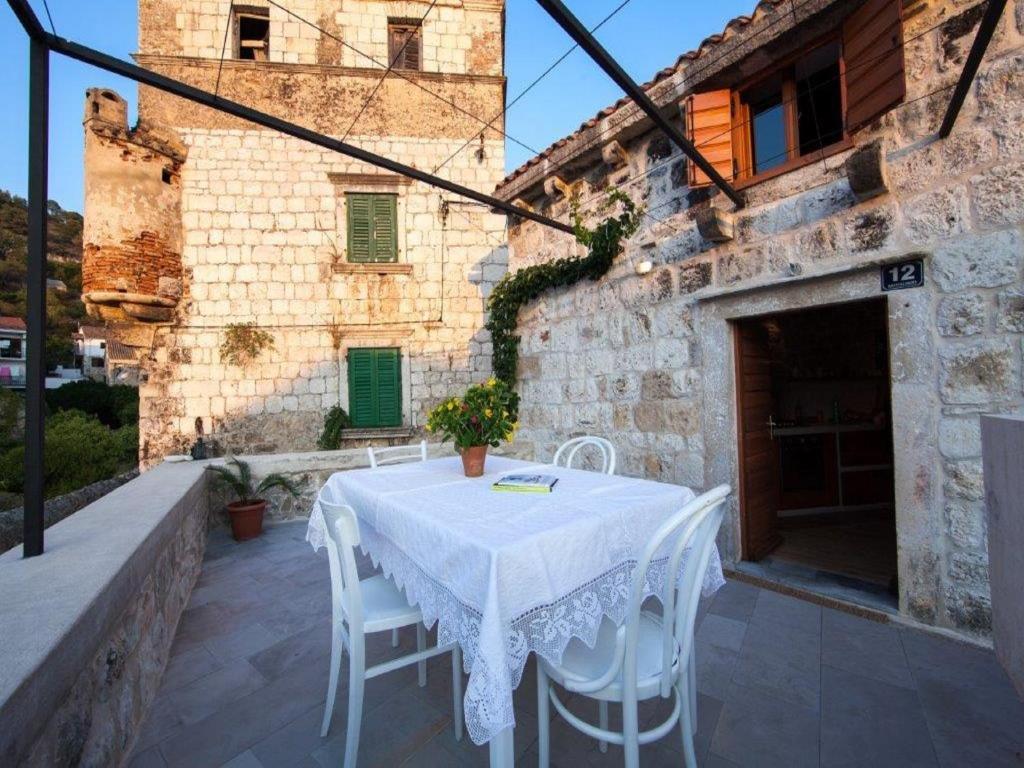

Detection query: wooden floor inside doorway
(772, 513), (897, 588)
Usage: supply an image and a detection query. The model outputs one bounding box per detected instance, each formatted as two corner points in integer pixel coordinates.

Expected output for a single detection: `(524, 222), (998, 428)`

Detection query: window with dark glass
(235, 8), (269, 61)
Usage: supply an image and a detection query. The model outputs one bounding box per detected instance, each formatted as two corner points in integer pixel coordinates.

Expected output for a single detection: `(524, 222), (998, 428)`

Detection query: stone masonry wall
(500, 0), (1024, 637)
(138, 132), (507, 463)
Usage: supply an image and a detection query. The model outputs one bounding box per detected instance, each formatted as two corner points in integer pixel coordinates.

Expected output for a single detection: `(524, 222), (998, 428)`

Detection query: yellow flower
(486, 377), (497, 388)
(447, 401), (455, 411)
(502, 410), (509, 418)
(485, 408), (493, 418)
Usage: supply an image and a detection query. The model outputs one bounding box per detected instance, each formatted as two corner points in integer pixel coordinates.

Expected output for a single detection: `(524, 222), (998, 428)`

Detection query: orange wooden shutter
(682, 90), (734, 188)
(843, 0), (905, 130)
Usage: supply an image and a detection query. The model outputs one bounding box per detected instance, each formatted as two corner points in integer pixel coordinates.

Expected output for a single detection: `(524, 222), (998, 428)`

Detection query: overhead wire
(214, 0), (235, 99)
(431, 0), (637, 175)
(261, 0), (542, 156)
(40, 0), (57, 35)
(341, 0), (439, 143)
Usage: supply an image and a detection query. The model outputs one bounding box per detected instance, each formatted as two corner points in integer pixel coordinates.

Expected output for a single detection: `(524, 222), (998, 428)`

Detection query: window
(346, 193), (398, 263)
(234, 7), (269, 61)
(683, 0), (905, 187)
(0, 338), (23, 360)
(347, 347), (402, 428)
(388, 20), (422, 70)
(91, 357), (105, 368)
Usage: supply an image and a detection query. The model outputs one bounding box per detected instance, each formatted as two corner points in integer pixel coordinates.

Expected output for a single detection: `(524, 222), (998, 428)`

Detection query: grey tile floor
(128, 521), (1024, 768)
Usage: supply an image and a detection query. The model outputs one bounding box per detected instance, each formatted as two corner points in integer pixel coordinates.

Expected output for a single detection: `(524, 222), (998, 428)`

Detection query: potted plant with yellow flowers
(426, 378), (518, 477)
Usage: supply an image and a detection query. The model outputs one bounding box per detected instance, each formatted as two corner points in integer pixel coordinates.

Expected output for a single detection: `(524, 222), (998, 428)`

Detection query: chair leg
(536, 662), (550, 768)
(344, 640), (365, 768)
(623, 698), (640, 768)
(679, 684), (697, 768)
(320, 621), (344, 738)
(688, 644), (697, 733)
(416, 623), (427, 687)
(598, 701), (609, 753)
(391, 627), (399, 648)
(451, 644), (464, 741)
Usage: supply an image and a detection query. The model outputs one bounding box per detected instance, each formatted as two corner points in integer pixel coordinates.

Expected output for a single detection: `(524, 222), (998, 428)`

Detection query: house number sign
(881, 259), (924, 292)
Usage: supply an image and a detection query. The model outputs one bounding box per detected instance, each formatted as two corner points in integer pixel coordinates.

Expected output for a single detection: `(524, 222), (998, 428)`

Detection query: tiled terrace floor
(128, 521), (1024, 767)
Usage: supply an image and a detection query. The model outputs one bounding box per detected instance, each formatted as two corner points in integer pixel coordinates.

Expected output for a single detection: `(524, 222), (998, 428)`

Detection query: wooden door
(734, 321), (782, 560)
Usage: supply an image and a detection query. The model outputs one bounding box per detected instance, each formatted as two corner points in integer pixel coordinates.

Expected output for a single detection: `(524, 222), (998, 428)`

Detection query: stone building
(82, 0), (507, 463)
(496, 0), (1024, 636)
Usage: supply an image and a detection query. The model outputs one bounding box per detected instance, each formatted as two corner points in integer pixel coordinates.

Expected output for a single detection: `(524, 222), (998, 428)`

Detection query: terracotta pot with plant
(207, 457), (301, 541)
(426, 378), (518, 477)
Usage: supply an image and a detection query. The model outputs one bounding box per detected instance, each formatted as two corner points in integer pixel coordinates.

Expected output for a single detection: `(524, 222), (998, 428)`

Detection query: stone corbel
(695, 206), (735, 243)
(844, 140), (889, 202)
(543, 175), (573, 200)
(601, 141), (628, 168)
(511, 198), (535, 214)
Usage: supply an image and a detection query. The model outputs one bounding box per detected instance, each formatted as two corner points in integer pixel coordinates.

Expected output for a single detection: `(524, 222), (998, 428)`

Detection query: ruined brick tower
(84, 1), (508, 465)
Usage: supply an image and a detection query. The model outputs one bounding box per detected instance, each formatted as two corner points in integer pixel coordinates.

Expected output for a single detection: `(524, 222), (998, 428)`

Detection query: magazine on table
(491, 472), (559, 493)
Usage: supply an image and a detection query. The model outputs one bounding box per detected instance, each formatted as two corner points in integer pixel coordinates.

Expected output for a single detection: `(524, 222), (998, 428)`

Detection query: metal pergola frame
(6, 0), (1004, 557)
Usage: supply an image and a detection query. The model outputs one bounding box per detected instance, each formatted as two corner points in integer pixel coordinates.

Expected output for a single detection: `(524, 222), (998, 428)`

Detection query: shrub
(44, 379), (139, 428)
(220, 322), (275, 366)
(0, 410), (122, 497)
(0, 388), (23, 447)
(114, 424), (140, 465)
(317, 406), (351, 450)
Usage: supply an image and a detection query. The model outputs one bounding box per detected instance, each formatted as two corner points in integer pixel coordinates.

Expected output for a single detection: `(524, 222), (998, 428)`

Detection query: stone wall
(88, 0), (508, 465)
(0, 469), (139, 555)
(497, 0), (1024, 637)
(0, 463), (209, 767)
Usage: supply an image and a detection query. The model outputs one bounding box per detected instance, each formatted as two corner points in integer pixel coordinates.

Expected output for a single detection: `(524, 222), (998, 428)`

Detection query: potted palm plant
(426, 377), (518, 477)
(207, 457), (301, 541)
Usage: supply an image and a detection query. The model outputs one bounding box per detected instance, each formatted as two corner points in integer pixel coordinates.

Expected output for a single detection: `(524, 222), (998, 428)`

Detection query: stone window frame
(232, 5), (271, 61)
(337, 330), (415, 429)
(329, 173), (414, 275)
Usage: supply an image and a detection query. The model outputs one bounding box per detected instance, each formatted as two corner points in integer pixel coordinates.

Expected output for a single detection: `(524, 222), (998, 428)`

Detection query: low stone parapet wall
(0, 462), (209, 767)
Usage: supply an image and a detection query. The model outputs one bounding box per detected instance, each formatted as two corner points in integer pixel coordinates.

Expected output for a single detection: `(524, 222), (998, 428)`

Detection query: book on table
(491, 473), (559, 493)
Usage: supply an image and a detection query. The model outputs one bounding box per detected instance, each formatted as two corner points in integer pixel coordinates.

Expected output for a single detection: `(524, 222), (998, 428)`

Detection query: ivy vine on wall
(486, 189), (644, 389)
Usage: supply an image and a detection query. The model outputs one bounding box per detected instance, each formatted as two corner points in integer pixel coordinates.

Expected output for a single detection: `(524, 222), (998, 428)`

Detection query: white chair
(366, 439), (427, 648)
(318, 485), (463, 767)
(366, 439), (428, 469)
(553, 435), (617, 474)
(536, 485), (731, 768)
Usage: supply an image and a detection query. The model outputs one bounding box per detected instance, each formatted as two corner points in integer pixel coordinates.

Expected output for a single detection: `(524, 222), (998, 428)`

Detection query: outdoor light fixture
(635, 260), (653, 276)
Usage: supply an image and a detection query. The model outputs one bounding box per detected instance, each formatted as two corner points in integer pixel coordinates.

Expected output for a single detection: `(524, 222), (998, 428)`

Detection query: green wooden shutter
(347, 348), (377, 427)
(347, 347), (402, 428)
(371, 195), (398, 262)
(374, 348), (402, 426)
(347, 193), (373, 263)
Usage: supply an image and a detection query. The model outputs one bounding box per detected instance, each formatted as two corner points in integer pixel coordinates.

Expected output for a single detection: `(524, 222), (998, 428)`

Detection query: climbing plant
(486, 188), (644, 388)
(220, 322), (275, 367)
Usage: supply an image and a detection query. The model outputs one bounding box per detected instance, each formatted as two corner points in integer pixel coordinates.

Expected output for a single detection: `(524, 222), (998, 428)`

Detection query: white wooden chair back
(553, 436), (616, 474)
(318, 484), (365, 634)
(625, 485), (730, 697)
(367, 439), (428, 469)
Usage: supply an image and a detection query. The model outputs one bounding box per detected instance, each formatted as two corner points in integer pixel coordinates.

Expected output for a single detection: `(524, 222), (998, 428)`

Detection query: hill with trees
(0, 189), (85, 368)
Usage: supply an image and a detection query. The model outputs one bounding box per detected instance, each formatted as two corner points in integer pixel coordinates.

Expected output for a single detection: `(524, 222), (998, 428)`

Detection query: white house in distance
(76, 325), (109, 382)
(0, 317), (26, 389)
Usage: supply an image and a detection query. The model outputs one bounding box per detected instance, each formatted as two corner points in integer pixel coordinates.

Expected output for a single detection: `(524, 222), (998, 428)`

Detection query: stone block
(944, 459), (985, 501)
(695, 206), (735, 243)
(939, 416), (982, 459)
(844, 140), (889, 202)
(844, 205), (895, 253)
(717, 249), (765, 286)
(939, 340), (1017, 404)
(932, 230), (1021, 292)
(678, 261), (712, 294)
(943, 583), (992, 634)
(902, 186), (970, 245)
(970, 160), (1024, 229)
(632, 399), (699, 435)
(946, 500), (987, 549)
(936, 294), (985, 337)
(995, 289), (1024, 333)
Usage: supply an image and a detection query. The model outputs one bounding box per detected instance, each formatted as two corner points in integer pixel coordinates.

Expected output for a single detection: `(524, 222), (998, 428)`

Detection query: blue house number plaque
(881, 259), (924, 292)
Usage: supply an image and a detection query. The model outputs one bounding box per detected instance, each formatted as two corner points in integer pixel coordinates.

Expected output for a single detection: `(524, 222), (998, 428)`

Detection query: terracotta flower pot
(226, 499), (267, 541)
(460, 445), (488, 477)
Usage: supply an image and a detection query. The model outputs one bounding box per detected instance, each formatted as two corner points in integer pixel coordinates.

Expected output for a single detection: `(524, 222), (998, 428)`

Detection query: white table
(307, 456), (725, 765)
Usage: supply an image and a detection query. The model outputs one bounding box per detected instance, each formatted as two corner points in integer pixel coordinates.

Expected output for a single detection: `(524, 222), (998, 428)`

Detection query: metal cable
(214, 0), (234, 99)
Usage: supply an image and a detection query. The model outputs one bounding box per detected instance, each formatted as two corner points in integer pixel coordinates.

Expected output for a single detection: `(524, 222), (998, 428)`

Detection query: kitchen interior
(735, 298), (898, 607)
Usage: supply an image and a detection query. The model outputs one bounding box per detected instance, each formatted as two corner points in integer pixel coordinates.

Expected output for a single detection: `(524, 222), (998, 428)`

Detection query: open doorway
(734, 298), (897, 606)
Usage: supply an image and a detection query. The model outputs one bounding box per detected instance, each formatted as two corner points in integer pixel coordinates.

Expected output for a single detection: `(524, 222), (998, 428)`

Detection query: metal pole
(533, 0), (745, 209)
(23, 37), (48, 557)
(939, 0), (1006, 138)
(43, 33), (576, 235)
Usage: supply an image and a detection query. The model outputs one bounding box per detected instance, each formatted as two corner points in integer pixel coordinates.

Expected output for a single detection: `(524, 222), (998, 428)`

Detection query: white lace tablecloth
(306, 456), (725, 745)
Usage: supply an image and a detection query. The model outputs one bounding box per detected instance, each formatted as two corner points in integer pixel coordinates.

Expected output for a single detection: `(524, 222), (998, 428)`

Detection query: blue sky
(0, 0), (754, 212)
